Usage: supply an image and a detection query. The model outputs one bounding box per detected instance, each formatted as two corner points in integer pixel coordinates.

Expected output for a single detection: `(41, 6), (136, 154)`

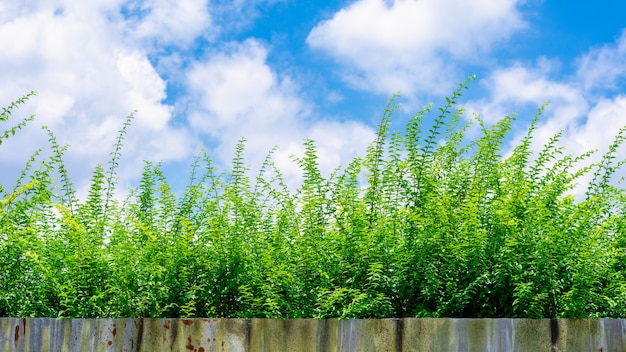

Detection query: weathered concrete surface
(1, 317), (625, 351)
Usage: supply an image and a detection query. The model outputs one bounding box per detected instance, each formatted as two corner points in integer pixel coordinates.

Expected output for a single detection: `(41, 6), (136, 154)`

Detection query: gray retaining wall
(1, 318), (625, 351)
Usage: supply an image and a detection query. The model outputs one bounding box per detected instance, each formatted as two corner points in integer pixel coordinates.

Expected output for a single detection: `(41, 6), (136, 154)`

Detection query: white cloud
(576, 30), (626, 92)
(0, 0), (373, 196)
(309, 120), (375, 172)
(186, 39), (375, 187)
(570, 96), (626, 156)
(125, 0), (213, 47)
(465, 53), (626, 198)
(466, 63), (588, 127)
(0, 1), (195, 193)
(116, 50), (172, 131)
(307, 0), (525, 96)
(187, 40), (303, 134)
(555, 95), (626, 197)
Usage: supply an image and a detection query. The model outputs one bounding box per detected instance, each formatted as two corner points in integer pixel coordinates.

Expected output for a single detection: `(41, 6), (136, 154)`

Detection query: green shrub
(1, 79), (625, 318)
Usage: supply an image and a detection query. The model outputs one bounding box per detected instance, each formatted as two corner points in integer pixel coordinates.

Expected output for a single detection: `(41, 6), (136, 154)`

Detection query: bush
(1, 79), (625, 318)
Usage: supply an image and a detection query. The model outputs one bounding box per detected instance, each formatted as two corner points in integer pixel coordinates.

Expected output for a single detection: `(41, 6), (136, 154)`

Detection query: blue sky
(1, 0), (626, 196)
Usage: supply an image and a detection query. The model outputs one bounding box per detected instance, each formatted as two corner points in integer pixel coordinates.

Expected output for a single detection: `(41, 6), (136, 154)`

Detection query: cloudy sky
(1, 0), (625, 196)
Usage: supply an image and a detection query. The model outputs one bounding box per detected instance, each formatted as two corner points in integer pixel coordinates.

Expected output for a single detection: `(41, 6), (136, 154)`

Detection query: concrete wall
(1, 317), (625, 351)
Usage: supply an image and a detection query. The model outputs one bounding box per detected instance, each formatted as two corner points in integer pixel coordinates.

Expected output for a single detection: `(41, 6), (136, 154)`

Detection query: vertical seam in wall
(244, 319), (252, 351)
(550, 319), (559, 348)
(395, 318), (404, 352)
(135, 319), (143, 352)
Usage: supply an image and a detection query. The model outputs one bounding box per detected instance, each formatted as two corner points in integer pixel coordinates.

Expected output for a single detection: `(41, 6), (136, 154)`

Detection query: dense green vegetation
(2, 80), (626, 319)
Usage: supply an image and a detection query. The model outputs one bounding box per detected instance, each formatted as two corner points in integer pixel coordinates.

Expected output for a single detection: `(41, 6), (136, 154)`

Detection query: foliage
(1, 81), (626, 318)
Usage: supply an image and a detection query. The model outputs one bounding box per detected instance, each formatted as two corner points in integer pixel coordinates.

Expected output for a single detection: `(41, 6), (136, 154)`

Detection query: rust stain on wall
(13, 324), (18, 347)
